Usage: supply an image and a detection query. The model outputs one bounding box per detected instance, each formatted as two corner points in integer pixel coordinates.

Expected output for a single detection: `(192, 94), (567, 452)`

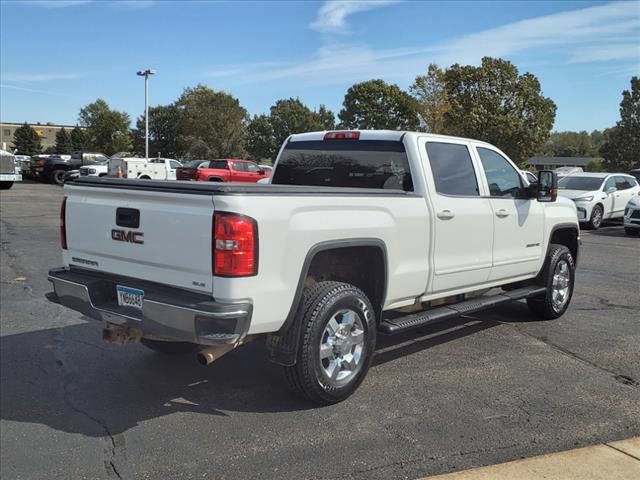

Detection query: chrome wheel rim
(592, 208), (602, 228)
(319, 309), (365, 385)
(551, 260), (571, 312)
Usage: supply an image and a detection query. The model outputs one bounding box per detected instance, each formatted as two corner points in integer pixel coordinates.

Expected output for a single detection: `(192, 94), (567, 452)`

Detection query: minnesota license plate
(116, 285), (144, 310)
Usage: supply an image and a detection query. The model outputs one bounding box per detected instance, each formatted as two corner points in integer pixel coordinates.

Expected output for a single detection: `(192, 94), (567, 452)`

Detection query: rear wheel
(587, 205), (603, 230)
(0, 181), (13, 190)
(284, 281), (376, 404)
(52, 169), (66, 185)
(527, 244), (575, 319)
(140, 339), (200, 355)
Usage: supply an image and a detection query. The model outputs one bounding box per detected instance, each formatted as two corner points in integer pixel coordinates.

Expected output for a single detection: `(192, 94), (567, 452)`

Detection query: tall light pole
(136, 69), (156, 160)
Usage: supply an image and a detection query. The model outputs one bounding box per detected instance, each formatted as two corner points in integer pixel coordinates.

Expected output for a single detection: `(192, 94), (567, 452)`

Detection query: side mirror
(537, 170), (557, 202)
(606, 186), (617, 194)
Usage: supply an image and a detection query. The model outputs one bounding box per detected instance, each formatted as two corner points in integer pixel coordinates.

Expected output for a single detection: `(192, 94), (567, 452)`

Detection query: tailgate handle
(116, 208), (140, 228)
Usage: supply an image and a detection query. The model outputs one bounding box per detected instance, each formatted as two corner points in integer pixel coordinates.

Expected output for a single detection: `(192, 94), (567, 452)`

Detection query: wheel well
(209, 177), (223, 182)
(305, 246), (386, 318)
(550, 227), (579, 263)
(138, 175), (151, 179)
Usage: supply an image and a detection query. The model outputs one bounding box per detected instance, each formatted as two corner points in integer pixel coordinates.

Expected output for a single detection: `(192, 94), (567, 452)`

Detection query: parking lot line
(419, 438), (640, 480)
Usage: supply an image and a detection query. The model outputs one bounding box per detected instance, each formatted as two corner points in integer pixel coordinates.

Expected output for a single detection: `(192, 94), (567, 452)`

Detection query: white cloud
(21, 0), (92, 8)
(2, 73), (82, 82)
(311, 0), (400, 33)
(207, 1), (640, 88)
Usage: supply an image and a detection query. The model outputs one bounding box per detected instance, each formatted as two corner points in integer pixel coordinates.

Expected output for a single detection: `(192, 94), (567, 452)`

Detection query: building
(526, 156), (597, 171)
(0, 122), (83, 151)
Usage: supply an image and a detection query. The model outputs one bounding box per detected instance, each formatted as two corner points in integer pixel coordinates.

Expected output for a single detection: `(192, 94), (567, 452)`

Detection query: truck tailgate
(64, 183), (214, 293)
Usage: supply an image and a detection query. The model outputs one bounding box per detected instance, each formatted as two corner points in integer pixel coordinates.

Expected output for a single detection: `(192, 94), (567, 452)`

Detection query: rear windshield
(271, 140), (413, 191)
(558, 176), (605, 191)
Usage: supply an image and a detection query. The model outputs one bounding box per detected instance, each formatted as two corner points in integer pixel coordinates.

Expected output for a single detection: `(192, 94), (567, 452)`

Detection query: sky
(1, 0), (639, 132)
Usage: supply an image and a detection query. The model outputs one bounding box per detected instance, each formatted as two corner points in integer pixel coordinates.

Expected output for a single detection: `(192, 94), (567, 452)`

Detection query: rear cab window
(272, 140), (413, 191)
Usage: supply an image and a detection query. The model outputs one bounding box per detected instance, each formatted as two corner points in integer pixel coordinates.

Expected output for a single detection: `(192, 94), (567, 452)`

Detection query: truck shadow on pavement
(0, 306), (525, 438)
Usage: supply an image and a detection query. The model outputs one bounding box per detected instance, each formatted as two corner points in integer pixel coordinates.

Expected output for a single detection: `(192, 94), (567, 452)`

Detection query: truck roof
(288, 130), (496, 147)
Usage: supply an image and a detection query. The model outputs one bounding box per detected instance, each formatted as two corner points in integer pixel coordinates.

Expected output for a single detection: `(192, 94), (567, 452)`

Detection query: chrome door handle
(437, 210), (455, 220)
(496, 209), (510, 218)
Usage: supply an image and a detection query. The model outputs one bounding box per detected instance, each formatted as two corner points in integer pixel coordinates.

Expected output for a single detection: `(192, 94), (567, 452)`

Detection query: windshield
(272, 140), (413, 191)
(558, 176), (605, 191)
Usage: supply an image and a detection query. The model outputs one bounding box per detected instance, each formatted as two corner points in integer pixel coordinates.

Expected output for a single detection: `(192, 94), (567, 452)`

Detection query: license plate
(116, 285), (144, 310)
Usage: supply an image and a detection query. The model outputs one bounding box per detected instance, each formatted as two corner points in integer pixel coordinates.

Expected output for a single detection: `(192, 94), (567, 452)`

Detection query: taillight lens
(60, 197), (67, 249)
(324, 131), (360, 140)
(213, 212), (257, 277)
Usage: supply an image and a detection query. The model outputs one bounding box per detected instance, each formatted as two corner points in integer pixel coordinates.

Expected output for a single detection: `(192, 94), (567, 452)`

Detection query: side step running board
(378, 286), (546, 335)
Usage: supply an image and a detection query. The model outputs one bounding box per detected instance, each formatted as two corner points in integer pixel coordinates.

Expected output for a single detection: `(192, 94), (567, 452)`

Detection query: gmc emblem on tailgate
(111, 229), (144, 244)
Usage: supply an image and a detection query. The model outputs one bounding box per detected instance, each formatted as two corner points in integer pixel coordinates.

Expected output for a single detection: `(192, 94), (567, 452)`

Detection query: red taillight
(324, 131), (360, 140)
(39, 159), (46, 167)
(213, 212), (257, 277)
(60, 197), (67, 250)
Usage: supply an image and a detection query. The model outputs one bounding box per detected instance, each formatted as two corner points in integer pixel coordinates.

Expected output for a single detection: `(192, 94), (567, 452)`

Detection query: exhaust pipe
(196, 335), (257, 366)
(197, 344), (236, 366)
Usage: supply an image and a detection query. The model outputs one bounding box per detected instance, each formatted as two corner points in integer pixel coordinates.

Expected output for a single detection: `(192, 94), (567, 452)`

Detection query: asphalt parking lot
(1, 181), (639, 480)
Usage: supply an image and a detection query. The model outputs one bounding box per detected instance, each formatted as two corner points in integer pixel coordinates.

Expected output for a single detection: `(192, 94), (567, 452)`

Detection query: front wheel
(625, 228), (639, 237)
(527, 244), (576, 319)
(0, 181), (13, 190)
(587, 204), (603, 230)
(284, 281), (376, 404)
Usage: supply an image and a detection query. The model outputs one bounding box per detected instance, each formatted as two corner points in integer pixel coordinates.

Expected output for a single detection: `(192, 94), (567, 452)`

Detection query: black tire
(140, 339), (200, 355)
(209, 177), (223, 182)
(587, 204), (603, 230)
(51, 169), (66, 185)
(138, 175), (151, 180)
(0, 181), (13, 190)
(284, 281), (376, 405)
(625, 228), (639, 237)
(527, 244), (575, 320)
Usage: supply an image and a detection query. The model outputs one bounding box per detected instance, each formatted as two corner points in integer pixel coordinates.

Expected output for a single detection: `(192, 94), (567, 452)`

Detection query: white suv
(558, 173), (640, 229)
(624, 192), (640, 236)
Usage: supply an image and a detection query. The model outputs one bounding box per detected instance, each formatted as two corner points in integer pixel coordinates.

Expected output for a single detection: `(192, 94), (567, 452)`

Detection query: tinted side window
(232, 162), (247, 172)
(477, 147), (524, 198)
(210, 160), (228, 169)
(604, 177), (616, 191)
(426, 142), (478, 196)
(615, 176), (632, 190)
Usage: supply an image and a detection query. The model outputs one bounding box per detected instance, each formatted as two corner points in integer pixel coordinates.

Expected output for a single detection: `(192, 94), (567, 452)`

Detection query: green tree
(246, 114), (277, 162)
(132, 105), (181, 158)
(11, 123), (42, 156)
(55, 127), (72, 154)
(410, 64), (450, 133)
(175, 85), (248, 159)
(270, 98), (326, 147)
(317, 104), (336, 130)
(440, 57), (556, 165)
(43, 146), (57, 154)
(70, 126), (88, 151)
(338, 79), (419, 130)
(586, 158), (604, 172)
(600, 76), (640, 171)
(78, 99), (132, 155)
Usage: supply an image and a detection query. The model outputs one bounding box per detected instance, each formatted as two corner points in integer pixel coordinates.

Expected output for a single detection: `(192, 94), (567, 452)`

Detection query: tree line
(10, 57), (639, 171)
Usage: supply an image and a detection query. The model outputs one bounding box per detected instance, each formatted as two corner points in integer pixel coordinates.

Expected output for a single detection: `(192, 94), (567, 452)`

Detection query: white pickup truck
(108, 157), (182, 180)
(48, 130), (580, 404)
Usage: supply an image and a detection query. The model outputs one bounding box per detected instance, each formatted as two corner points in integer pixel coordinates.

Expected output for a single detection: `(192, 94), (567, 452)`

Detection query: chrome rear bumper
(48, 268), (251, 346)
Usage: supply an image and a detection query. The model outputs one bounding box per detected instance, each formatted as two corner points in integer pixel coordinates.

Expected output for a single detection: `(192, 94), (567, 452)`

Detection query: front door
(422, 140), (494, 294)
(475, 147), (544, 281)
(602, 176), (617, 218)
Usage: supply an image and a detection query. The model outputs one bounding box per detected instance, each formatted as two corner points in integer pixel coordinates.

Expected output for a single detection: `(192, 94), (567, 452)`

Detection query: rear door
(421, 139), (494, 293)
(474, 146), (544, 281)
(64, 184), (215, 293)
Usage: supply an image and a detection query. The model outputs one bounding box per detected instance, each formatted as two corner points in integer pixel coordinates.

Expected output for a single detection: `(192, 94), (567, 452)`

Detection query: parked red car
(176, 160), (208, 181)
(195, 159), (270, 183)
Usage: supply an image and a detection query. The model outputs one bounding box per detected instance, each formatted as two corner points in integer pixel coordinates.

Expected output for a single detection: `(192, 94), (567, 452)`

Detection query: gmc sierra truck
(48, 130), (580, 404)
